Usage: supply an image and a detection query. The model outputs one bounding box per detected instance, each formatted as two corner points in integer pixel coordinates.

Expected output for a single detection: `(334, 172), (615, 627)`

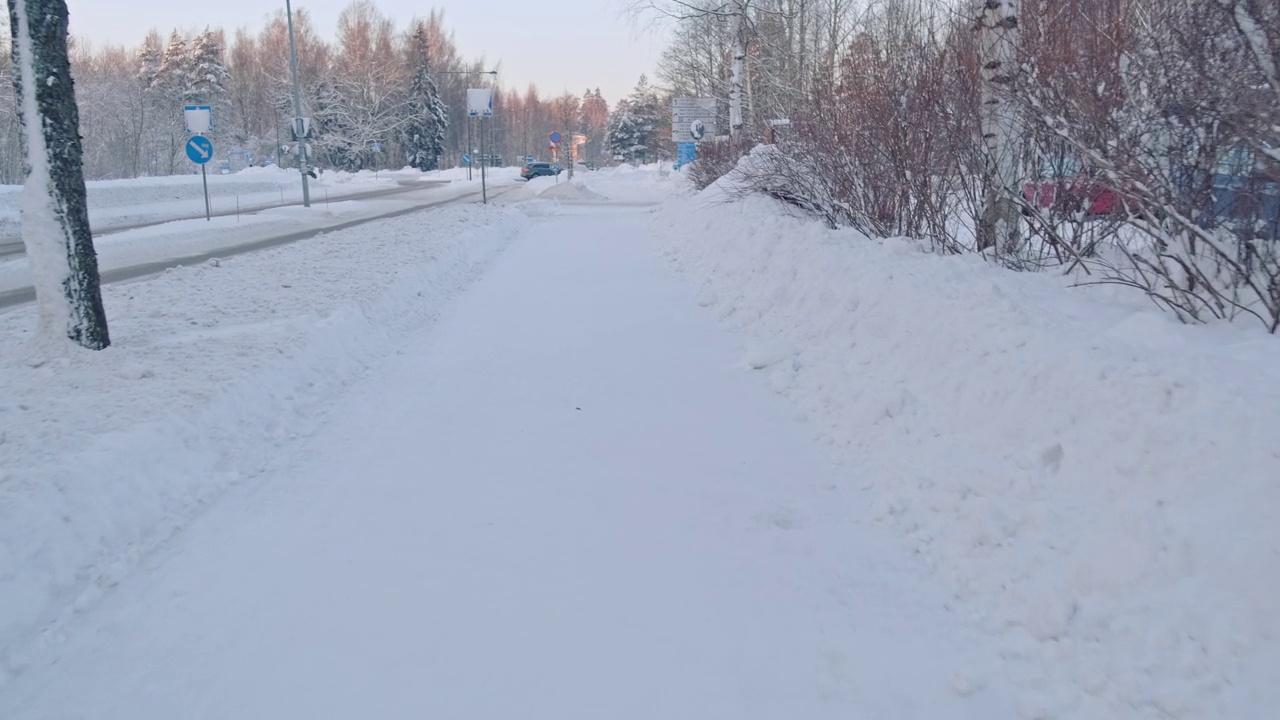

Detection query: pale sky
(62, 0), (665, 103)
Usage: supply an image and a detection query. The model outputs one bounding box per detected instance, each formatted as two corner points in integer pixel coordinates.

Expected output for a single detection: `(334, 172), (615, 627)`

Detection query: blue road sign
(550, 132), (562, 144)
(462, 154), (473, 166)
(525, 154), (535, 164)
(186, 135), (214, 165)
(676, 141), (697, 169)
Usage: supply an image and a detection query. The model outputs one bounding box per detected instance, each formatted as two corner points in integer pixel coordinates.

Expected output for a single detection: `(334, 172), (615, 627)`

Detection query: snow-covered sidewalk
(1, 164), (1275, 719)
(0, 199), (525, 674)
(0, 202), (1004, 718)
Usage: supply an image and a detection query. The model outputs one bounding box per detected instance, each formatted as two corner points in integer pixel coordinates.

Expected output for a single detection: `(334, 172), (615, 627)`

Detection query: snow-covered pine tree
(402, 23), (447, 171)
(136, 37), (161, 89)
(187, 27), (230, 137)
(606, 100), (642, 163)
(154, 31), (193, 101)
(610, 75), (665, 164)
(7, 0), (109, 349)
(149, 31), (197, 174)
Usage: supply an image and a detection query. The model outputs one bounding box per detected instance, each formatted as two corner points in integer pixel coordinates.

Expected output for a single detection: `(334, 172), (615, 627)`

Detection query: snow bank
(538, 180), (608, 202)
(0, 167), (446, 239)
(0, 203), (524, 681)
(653, 179), (1280, 718)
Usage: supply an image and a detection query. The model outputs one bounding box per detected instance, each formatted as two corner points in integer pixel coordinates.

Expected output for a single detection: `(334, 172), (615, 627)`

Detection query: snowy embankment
(0, 165), (494, 242)
(0, 171), (519, 296)
(0, 203), (523, 680)
(650, 172), (1279, 718)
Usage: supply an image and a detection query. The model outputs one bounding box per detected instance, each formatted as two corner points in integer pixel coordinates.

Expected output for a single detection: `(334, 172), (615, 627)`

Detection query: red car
(1022, 158), (1123, 217)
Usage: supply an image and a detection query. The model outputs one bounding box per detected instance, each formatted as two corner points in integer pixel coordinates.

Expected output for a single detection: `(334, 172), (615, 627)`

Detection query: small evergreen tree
(402, 23), (447, 171)
(608, 76), (667, 164)
(606, 100), (643, 163)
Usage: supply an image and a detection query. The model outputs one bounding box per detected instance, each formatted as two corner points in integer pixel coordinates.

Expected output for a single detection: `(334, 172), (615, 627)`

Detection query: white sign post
(183, 106), (215, 220)
(466, 89), (494, 118)
(183, 105), (212, 134)
(467, 89), (494, 203)
(671, 97), (717, 143)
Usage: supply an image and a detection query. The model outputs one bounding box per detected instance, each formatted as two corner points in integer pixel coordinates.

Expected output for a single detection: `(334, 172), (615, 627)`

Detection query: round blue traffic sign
(185, 135), (214, 165)
(462, 154), (472, 165)
(550, 132), (562, 144)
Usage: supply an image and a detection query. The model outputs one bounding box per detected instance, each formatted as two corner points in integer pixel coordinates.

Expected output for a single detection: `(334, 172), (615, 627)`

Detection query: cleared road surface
(0, 180), (447, 260)
(0, 183), (512, 310)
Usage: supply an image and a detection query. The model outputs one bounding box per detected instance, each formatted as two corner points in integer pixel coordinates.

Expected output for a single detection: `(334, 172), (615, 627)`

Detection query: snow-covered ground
(0, 164), (1275, 719)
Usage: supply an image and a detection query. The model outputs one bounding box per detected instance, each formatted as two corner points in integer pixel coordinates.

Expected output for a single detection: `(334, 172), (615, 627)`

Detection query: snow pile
(653, 181), (1280, 718)
(582, 165), (675, 205)
(0, 203), (524, 680)
(507, 167), (672, 219)
(538, 180), (609, 202)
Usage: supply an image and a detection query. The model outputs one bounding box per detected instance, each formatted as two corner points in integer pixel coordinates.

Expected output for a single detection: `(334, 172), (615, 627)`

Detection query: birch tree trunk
(976, 0), (1023, 256)
(8, 0), (109, 349)
(729, 0), (746, 138)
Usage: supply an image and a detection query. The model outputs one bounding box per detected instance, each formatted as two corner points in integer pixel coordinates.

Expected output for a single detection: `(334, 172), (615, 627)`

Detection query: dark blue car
(520, 162), (561, 180)
(1204, 145), (1280, 241)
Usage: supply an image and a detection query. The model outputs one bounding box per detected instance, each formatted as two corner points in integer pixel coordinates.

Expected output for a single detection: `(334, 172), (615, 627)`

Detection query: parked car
(1022, 156), (1123, 218)
(1204, 144), (1280, 240)
(521, 162), (561, 180)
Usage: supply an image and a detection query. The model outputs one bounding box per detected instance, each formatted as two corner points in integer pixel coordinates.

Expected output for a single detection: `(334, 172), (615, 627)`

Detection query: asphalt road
(0, 184), (512, 311)
(0, 180), (447, 260)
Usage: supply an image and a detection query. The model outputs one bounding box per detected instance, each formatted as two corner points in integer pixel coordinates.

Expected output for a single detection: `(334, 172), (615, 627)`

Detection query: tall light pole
(285, 0), (310, 207)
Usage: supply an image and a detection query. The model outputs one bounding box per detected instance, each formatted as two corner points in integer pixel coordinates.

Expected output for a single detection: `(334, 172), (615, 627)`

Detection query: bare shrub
(656, 0), (1280, 331)
(1015, 0), (1280, 330)
(686, 136), (753, 190)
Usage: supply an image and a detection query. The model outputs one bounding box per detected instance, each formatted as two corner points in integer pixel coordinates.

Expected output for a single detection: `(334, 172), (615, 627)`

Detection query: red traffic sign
(550, 131), (562, 144)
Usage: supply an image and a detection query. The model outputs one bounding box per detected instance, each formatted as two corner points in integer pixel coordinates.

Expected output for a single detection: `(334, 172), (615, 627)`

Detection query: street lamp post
(285, 0), (310, 207)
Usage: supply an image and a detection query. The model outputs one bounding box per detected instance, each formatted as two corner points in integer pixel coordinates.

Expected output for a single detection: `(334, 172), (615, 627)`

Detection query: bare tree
(7, 0), (109, 349)
(975, 0), (1023, 255)
(632, 0), (757, 139)
(0, 15), (22, 183)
